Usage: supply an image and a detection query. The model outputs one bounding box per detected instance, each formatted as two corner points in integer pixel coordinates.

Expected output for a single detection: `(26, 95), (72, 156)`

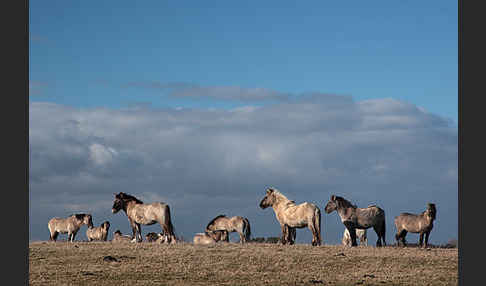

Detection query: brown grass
(29, 241), (457, 286)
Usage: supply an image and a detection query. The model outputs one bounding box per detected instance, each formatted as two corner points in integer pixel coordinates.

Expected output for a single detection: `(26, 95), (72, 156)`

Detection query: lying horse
(342, 228), (367, 246)
(394, 203), (437, 248)
(112, 230), (132, 242)
(193, 230), (229, 245)
(112, 192), (177, 243)
(48, 213), (93, 242)
(259, 187), (322, 246)
(86, 221), (110, 241)
(145, 232), (160, 242)
(324, 195), (386, 247)
(205, 215), (251, 243)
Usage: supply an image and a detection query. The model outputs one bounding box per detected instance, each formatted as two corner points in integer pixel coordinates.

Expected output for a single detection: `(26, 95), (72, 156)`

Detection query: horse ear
(331, 195), (336, 201)
(266, 188), (272, 194)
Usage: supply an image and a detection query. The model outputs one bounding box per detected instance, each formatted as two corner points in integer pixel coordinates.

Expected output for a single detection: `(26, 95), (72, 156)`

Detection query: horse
(146, 232), (170, 243)
(86, 221), (110, 241)
(112, 230), (132, 242)
(193, 230), (229, 245)
(145, 232), (160, 242)
(259, 187), (322, 246)
(48, 213), (93, 242)
(394, 203), (437, 248)
(205, 215), (251, 243)
(111, 192), (177, 243)
(324, 195), (386, 247)
(342, 228), (367, 247)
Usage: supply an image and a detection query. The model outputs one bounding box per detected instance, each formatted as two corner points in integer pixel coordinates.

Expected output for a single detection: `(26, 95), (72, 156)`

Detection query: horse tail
(380, 209), (387, 246)
(243, 218), (251, 242)
(164, 204), (177, 242)
(313, 207), (322, 245)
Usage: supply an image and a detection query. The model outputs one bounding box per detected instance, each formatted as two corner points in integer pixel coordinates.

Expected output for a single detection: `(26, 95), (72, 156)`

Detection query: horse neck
(124, 200), (139, 213)
(337, 204), (355, 220)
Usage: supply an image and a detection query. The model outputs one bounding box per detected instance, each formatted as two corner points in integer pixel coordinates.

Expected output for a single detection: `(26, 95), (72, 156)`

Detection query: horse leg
(135, 223), (143, 242)
(424, 231), (430, 248)
(238, 231), (245, 244)
(419, 232), (424, 247)
(280, 224), (288, 245)
(373, 227), (382, 247)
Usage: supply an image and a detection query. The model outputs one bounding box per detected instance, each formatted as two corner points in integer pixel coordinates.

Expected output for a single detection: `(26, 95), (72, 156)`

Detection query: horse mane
(72, 214), (88, 220)
(334, 196), (357, 209)
(206, 214), (227, 229)
(119, 192), (144, 204)
(269, 188), (292, 203)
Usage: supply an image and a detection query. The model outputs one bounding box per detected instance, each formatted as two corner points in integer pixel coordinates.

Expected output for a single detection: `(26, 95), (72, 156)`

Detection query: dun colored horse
(342, 228), (367, 246)
(48, 214), (93, 242)
(86, 221), (110, 241)
(259, 187), (322, 246)
(324, 195), (386, 247)
(394, 203), (437, 248)
(206, 215), (251, 243)
(112, 230), (132, 242)
(193, 230), (229, 245)
(112, 192), (177, 243)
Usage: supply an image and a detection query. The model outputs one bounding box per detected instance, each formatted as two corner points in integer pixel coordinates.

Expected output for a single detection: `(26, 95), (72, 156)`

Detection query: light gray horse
(193, 230), (229, 245)
(112, 192), (177, 243)
(206, 215), (251, 243)
(259, 187), (322, 246)
(342, 228), (367, 246)
(324, 195), (386, 247)
(48, 214), (93, 242)
(86, 221), (110, 241)
(395, 203), (437, 248)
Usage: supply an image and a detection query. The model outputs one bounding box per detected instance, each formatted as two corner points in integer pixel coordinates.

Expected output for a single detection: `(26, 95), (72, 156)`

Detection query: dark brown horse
(394, 203), (437, 248)
(112, 192), (177, 243)
(324, 195), (386, 247)
(259, 188), (322, 246)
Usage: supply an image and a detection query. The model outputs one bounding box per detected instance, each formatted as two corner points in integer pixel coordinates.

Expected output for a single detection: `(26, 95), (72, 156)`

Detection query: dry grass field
(29, 241), (457, 286)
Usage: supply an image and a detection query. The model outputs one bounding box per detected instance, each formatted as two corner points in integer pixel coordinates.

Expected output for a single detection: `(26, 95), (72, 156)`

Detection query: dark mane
(206, 214), (227, 229)
(335, 196), (357, 209)
(72, 214), (87, 220)
(119, 192), (144, 204)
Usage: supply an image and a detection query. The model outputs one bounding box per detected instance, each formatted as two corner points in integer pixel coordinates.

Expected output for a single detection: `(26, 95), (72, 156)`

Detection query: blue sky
(30, 1), (457, 123)
(29, 1), (458, 244)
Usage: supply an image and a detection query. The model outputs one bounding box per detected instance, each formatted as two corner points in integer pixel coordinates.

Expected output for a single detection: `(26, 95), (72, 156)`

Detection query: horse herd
(47, 187), (437, 248)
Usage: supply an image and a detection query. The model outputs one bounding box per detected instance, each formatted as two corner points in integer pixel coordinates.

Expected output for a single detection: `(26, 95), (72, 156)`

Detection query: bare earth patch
(29, 242), (457, 285)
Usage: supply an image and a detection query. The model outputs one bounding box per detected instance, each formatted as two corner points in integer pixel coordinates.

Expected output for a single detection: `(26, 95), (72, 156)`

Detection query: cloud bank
(29, 95), (457, 244)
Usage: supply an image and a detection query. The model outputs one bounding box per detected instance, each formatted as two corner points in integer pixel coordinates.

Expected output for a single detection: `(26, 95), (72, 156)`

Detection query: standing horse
(205, 215), (251, 243)
(111, 192), (177, 243)
(48, 214), (93, 242)
(259, 187), (322, 246)
(394, 203), (437, 248)
(324, 195), (386, 247)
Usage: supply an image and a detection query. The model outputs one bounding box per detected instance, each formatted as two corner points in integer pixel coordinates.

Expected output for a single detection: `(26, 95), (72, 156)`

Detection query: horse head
(259, 188), (276, 209)
(324, 195), (338, 214)
(112, 193), (125, 213)
(102, 221), (110, 231)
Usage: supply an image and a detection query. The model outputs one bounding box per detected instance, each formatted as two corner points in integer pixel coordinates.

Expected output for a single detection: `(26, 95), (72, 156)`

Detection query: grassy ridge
(29, 241), (457, 286)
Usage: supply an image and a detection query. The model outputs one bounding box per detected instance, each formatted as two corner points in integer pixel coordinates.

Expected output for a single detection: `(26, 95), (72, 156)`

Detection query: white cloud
(29, 95), (457, 244)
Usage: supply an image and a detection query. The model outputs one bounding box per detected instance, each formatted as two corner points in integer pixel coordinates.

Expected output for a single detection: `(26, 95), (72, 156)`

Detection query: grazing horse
(259, 187), (322, 246)
(48, 214), (93, 242)
(86, 221), (110, 241)
(342, 228), (367, 246)
(324, 195), (386, 247)
(112, 230), (132, 242)
(111, 192), (177, 243)
(394, 203), (437, 248)
(193, 230), (229, 245)
(205, 215), (251, 243)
